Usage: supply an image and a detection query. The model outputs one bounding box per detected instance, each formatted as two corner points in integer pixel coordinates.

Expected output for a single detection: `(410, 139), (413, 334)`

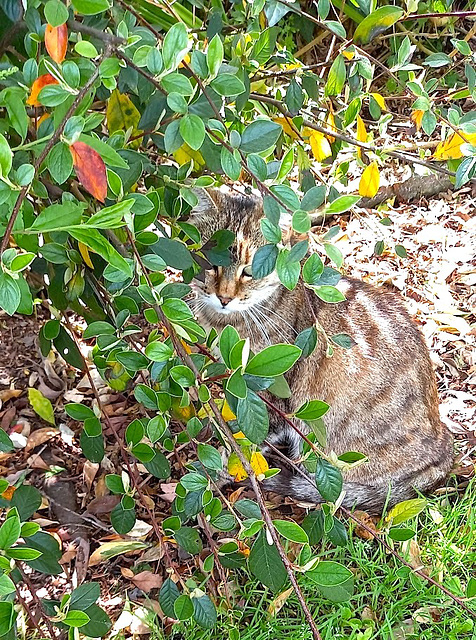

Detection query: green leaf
(236, 391), (269, 444)
(207, 34), (223, 77)
(0, 602), (16, 636)
(252, 244), (278, 279)
(111, 500), (136, 534)
(249, 530), (287, 592)
(45, 0), (69, 25)
(295, 326), (318, 358)
(302, 254), (324, 284)
(325, 54), (346, 97)
(240, 120), (282, 154)
(301, 185), (326, 211)
(285, 79), (303, 114)
(245, 344), (301, 377)
(28, 388), (55, 425)
(386, 499), (427, 525)
(79, 135), (129, 169)
(20, 531), (62, 574)
(330, 333), (356, 349)
(295, 400), (329, 420)
(11, 485), (42, 520)
(0, 133), (13, 177)
(313, 285), (345, 303)
(174, 594), (194, 621)
(353, 6), (404, 44)
(145, 340), (173, 362)
(276, 250), (300, 290)
(197, 443), (223, 471)
(0, 514), (21, 550)
(68, 228), (133, 277)
(192, 592), (217, 629)
(0, 574), (15, 597)
(31, 202), (84, 232)
(0, 273), (20, 316)
(219, 325), (240, 368)
(302, 510), (324, 545)
(180, 114), (205, 151)
(71, 0), (110, 14)
(159, 579), (180, 617)
(211, 74), (245, 97)
(273, 519), (308, 544)
(388, 527), (416, 542)
(87, 199), (133, 229)
(221, 147), (241, 180)
(63, 610), (90, 628)
(153, 237), (193, 270)
(307, 560), (352, 586)
(79, 604), (111, 638)
(325, 195), (360, 215)
(170, 365), (196, 387)
(163, 22), (189, 71)
(466, 577), (476, 599)
(315, 459), (343, 502)
(324, 243), (343, 268)
(175, 526), (203, 554)
(292, 209), (311, 233)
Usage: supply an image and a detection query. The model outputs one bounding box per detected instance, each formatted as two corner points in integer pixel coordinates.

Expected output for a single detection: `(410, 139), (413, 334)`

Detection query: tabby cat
(189, 188), (454, 512)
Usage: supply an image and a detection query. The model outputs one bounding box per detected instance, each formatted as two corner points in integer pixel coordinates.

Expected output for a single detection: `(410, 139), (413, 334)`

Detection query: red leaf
(26, 73), (59, 106)
(70, 142), (107, 202)
(45, 23), (68, 64)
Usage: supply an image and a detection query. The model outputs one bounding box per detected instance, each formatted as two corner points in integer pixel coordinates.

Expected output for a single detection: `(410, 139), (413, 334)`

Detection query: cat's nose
(217, 295), (232, 307)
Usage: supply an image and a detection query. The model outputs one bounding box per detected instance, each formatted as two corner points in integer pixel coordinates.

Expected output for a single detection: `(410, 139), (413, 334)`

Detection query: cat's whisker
(254, 302), (298, 335)
(247, 308), (272, 346)
(252, 306), (289, 344)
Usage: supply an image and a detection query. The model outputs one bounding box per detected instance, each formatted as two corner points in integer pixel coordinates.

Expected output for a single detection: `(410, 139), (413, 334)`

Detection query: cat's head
(189, 188), (287, 321)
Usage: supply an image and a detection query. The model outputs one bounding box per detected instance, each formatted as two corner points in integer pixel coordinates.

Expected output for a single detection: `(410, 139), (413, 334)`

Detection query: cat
(189, 187), (454, 513)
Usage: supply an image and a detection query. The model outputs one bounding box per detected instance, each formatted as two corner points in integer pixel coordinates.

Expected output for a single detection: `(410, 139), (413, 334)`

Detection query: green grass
(149, 479), (476, 640)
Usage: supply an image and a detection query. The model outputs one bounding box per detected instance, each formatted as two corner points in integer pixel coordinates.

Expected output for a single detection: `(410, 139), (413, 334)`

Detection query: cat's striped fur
(190, 188), (454, 513)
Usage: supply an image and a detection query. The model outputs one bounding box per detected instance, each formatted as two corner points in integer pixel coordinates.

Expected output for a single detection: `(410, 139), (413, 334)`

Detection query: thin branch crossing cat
(190, 188), (454, 512)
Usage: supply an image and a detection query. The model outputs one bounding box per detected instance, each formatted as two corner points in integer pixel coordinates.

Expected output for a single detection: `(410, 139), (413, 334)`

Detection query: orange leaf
(70, 141), (107, 202)
(26, 74), (59, 106)
(45, 23), (68, 64)
(411, 110), (425, 131)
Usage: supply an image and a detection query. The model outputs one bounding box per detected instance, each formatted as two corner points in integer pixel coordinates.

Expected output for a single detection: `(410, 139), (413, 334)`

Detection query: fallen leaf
(28, 388), (55, 425)
(26, 73), (59, 106)
(70, 141), (107, 202)
(89, 540), (149, 566)
(24, 427), (58, 452)
(130, 571), (163, 593)
(45, 23), (68, 64)
(352, 510), (378, 540)
(0, 389), (22, 402)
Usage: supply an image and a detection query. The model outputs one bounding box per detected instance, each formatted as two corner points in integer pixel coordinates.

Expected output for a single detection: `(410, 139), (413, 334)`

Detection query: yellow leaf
(173, 143), (205, 169)
(356, 115), (367, 159)
(178, 53), (191, 69)
(342, 47), (355, 60)
(309, 130), (332, 162)
(370, 92), (386, 111)
(171, 398), (196, 422)
(228, 452), (248, 481)
(273, 116), (300, 140)
(359, 161), (380, 197)
(222, 400), (236, 422)
(411, 110), (425, 131)
(433, 131), (476, 160)
(78, 242), (94, 268)
(267, 587), (294, 617)
(28, 388), (55, 425)
(325, 110), (337, 143)
(106, 89), (143, 148)
(250, 451), (269, 476)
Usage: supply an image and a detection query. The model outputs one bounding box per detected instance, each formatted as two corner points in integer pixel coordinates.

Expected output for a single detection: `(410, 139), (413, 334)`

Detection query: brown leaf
(25, 427), (58, 453)
(70, 141), (107, 202)
(45, 23), (68, 64)
(352, 510), (379, 540)
(83, 461), (99, 491)
(0, 389), (22, 402)
(86, 495), (121, 515)
(267, 586), (293, 617)
(130, 571), (163, 593)
(26, 73), (59, 106)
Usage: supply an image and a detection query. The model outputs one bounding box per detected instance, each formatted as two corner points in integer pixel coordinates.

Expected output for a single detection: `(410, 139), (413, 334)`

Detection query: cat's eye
(242, 265), (253, 278)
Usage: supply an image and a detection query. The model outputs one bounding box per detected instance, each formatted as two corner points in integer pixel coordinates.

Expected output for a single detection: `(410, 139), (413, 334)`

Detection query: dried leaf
(28, 388), (55, 425)
(309, 130), (332, 162)
(359, 161), (380, 198)
(130, 570), (163, 593)
(267, 586), (294, 617)
(70, 141), (107, 202)
(26, 74), (59, 106)
(0, 389), (22, 402)
(45, 24), (68, 64)
(25, 427), (58, 453)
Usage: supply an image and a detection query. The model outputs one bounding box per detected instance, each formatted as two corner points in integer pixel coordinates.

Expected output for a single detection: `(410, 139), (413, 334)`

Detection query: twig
(401, 10), (476, 20)
(67, 19), (126, 45)
(17, 564), (58, 639)
(0, 48), (111, 255)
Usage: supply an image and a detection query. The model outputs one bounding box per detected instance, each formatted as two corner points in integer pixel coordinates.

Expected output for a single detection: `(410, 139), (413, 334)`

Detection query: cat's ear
(190, 188), (219, 216)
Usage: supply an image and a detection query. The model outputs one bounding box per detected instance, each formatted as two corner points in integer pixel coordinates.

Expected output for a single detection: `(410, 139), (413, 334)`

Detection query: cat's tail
(261, 472), (415, 514)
